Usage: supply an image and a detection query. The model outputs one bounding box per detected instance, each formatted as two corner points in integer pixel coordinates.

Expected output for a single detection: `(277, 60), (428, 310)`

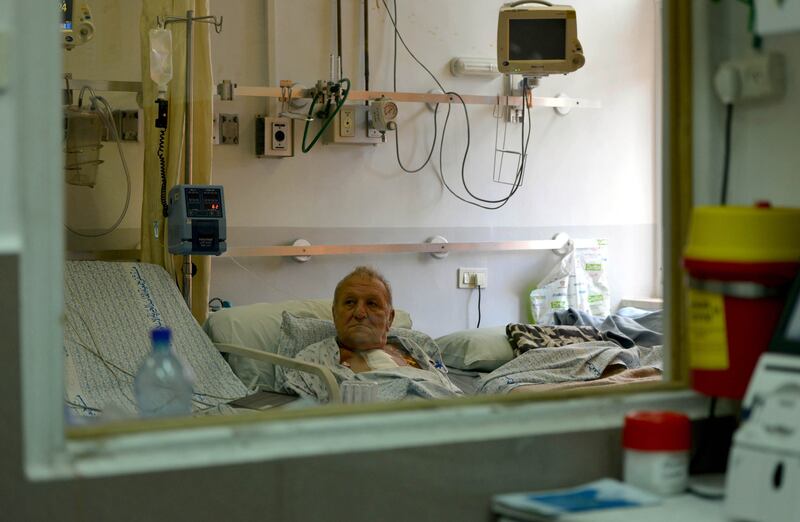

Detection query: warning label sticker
(688, 289), (730, 370)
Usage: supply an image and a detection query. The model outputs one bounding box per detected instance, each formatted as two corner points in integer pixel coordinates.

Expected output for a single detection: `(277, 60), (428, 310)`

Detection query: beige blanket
(509, 366), (662, 394)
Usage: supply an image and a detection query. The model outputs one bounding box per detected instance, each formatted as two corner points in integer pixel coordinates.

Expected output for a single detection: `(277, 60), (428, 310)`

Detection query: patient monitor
(61, 1), (95, 51)
(497, 1), (585, 77)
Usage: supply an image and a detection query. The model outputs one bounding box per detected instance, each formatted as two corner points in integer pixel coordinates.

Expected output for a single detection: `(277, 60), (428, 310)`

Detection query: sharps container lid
(623, 411), (691, 452)
(684, 204), (800, 263)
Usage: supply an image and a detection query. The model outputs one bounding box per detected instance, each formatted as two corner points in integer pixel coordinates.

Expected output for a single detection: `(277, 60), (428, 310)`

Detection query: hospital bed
(63, 260), (340, 420)
(64, 261), (662, 419)
(204, 294), (664, 398)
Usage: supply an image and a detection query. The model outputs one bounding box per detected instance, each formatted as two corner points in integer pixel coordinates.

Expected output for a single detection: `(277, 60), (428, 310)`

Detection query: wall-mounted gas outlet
(457, 267), (487, 289)
(324, 104), (384, 145)
(255, 115), (293, 157)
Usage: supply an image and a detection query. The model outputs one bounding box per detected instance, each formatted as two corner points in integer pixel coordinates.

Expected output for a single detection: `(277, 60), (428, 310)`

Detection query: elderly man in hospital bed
(282, 266), (463, 402)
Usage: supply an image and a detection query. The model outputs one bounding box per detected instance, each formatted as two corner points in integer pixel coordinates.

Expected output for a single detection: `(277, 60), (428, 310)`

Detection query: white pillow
(203, 300), (413, 391)
(435, 326), (514, 372)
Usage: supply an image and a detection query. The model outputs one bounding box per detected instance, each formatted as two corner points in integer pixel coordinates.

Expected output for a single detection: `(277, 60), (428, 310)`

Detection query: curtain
(140, 0), (213, 324)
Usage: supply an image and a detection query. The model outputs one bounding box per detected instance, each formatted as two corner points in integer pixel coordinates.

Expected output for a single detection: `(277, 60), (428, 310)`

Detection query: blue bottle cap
(151, 327), (172, 344)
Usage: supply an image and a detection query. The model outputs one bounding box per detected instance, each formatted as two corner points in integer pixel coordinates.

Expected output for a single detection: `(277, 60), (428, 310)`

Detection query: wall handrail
(224, 235), (601, 261)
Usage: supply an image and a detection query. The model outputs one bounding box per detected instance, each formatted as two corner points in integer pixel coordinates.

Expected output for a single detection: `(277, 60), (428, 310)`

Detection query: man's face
(333, 275), (395, 350)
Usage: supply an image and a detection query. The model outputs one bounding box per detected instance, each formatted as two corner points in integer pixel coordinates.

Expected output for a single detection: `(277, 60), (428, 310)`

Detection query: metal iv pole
(161, 10), (223, 308)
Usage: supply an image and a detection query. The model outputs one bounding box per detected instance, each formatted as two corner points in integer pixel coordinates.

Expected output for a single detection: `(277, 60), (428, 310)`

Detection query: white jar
(622, 411), (691, 496)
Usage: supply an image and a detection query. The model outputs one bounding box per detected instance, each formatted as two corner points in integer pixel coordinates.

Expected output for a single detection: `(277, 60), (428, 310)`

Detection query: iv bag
(149, 28), (173, 92)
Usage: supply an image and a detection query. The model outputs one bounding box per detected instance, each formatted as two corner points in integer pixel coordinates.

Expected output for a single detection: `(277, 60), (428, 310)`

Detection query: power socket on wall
(457, 268), (487, 289)
(714, 53), (785, 104)
(324, 104), (384, 145)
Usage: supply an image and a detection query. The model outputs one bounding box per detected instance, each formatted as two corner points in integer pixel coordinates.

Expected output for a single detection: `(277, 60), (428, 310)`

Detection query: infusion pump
(61, 1), (95, 51)
(167, 185), (227, 256)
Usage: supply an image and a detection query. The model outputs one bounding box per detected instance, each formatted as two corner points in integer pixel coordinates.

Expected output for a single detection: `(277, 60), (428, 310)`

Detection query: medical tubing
(65, 90), (132, 237)
(301, 78), (351, 153)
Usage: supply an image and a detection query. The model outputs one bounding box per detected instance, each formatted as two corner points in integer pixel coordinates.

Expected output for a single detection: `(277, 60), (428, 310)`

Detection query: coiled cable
(158, 128), (168, 217)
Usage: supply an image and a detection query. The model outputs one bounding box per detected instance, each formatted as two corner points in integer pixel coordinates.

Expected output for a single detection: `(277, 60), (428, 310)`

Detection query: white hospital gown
(282, 336), (463, 403)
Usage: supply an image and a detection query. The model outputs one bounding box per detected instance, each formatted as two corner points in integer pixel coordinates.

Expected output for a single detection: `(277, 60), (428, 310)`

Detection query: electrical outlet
(103, 109), (142, 142)
(738, 54), (784, 100)
(324, 104), (384, 145)
(457, 268), (488, 289)
(714, 53), (784, 104)
(340, 106), (355, 137)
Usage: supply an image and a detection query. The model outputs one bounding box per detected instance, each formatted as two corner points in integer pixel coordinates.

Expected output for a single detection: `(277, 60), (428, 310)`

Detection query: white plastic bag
(530, 240), (611, 325)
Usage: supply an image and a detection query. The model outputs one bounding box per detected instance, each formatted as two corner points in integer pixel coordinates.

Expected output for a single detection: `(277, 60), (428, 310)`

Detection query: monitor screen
(770, 270), (800, 355)
(509, 18), (566, 61)
(785, 294), (800, 342)
(61, 0), (73, 30)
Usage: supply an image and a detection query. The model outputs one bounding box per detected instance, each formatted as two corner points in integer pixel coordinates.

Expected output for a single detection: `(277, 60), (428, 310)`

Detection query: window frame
(20, 0), (704, 481)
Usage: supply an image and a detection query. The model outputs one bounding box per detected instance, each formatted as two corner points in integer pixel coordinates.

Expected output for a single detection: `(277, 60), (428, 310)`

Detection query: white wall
(63, 0), (661, 335)
(693, 1), (800, 207)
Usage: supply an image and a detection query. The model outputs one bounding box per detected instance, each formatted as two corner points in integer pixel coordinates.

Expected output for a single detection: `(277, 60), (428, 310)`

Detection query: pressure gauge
(369, 98), (398, 132)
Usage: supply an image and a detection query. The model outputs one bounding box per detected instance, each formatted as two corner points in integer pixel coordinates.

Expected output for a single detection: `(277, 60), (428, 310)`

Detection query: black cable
(336, 0), (343, 77)
(383, 0), (439, 173)
(437, 88), (531, 210)
(476, 285), (482, 328)
(392, 0), (398, 92)
(393, 106), (439, 173)
(720, 103), (734, 205)
(364, 0), (370, 100)
(381, 0), (529, 208)
(158, 128), (168, 217)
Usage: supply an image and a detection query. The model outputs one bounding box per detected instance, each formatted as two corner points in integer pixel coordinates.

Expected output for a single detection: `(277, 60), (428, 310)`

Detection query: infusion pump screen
(509, 19), (566, 60)
(60, 0), (73, 30)
(185, 188), (223, 218)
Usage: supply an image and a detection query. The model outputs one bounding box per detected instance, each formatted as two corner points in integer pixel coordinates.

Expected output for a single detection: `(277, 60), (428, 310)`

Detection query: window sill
(29, 388), (731, 481)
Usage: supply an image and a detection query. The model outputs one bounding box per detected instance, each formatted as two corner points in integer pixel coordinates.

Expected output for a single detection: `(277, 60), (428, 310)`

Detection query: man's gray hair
(334, 266), (393, 306)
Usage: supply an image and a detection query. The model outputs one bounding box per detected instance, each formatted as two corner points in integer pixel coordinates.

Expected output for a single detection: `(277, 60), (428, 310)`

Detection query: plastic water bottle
(134, 327), (194, 418)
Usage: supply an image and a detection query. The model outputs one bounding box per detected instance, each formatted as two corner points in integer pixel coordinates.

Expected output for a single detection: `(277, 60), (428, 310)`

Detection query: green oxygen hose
(301, 78), (351, 153)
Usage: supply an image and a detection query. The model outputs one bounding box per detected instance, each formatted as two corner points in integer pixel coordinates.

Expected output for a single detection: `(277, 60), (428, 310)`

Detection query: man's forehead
(337, 276), (389, 298)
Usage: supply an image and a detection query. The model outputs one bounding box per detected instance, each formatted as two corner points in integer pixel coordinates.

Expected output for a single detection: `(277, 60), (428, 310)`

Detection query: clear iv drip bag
(149, 28), (173, 94)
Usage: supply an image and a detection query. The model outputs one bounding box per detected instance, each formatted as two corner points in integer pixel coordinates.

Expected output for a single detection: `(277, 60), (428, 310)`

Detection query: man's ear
(387, 308), (395, 329)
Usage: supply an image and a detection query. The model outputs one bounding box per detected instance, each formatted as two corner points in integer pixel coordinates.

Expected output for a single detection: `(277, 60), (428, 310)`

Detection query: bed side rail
(214, 342), (341, 403)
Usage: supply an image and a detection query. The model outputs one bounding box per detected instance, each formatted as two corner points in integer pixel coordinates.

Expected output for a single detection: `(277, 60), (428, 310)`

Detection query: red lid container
(623, 411), (691, 452)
